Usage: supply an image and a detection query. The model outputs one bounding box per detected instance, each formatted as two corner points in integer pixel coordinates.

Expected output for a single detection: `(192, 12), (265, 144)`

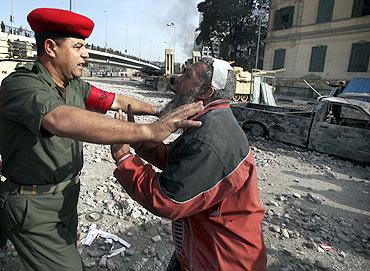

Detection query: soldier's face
(54, 37), (89, 81)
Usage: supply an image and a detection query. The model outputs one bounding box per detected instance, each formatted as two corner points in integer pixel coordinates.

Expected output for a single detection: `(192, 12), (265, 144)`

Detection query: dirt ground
(1, 77), (369, 271)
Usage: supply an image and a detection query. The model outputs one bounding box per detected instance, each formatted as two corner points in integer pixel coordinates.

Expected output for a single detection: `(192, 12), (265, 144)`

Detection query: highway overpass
(0, 31), (160, 71)
(87, 48), (161, 70)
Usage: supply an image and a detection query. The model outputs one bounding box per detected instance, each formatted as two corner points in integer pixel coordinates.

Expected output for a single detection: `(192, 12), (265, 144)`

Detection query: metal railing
(86, 44), (160, 66)
(0, 23), (158, 66)
(1, 24), (34, 38)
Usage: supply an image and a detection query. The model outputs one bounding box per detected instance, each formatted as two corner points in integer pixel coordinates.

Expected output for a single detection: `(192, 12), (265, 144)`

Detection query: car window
(324, 103), (369, 128)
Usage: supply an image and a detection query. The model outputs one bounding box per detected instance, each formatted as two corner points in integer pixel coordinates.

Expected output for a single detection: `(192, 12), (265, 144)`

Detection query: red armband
(85, 85), (115, 113)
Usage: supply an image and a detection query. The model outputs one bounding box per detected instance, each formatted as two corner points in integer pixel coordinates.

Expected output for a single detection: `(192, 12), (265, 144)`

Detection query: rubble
(0, 78), (369, 271)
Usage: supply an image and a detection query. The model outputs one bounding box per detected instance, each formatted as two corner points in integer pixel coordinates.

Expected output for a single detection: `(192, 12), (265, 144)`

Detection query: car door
(308, 102), (370, 163)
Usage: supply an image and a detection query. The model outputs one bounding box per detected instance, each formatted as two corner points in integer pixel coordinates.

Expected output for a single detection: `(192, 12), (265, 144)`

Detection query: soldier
(0, 8), (203, 271)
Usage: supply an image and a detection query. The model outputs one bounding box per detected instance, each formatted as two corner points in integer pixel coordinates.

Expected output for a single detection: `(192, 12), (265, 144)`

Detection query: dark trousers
(166, 252), (182, 271)
(0, 180), (84, 271)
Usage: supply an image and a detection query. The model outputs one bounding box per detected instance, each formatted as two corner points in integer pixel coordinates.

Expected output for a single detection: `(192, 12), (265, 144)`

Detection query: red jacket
(114, 101), (267, 271)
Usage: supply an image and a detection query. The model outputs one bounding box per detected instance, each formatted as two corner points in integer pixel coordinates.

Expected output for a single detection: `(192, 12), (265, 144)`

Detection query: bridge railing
(86, 43), (159, 66)
(1, 24), (34, 38)
(0, 23), (160, 67)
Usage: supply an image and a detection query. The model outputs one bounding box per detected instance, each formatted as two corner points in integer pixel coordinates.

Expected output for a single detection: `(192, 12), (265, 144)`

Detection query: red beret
(27, 8), (94, 39)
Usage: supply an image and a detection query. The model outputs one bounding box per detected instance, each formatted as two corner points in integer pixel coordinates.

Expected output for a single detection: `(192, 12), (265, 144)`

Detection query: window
(348, 42), (370, 72)
(272, 49), (286, 70)
(352, 0), (370, 17)
(273, 6), (294, 30)
(326, 104), (369, 128)
(309, 45), (327, 72)
(317, 0), (335, 23)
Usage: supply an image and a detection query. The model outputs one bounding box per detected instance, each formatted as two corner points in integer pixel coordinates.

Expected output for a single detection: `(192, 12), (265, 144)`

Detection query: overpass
(86, 47), (161, 70)
(0, 27), (160, 71)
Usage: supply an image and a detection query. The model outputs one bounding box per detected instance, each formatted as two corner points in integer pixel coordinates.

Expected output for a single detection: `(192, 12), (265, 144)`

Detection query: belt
(15, 176), (80, 195)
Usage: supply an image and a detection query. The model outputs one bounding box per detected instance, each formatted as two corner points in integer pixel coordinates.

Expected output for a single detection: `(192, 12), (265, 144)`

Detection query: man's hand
(111, 110), (131, 164)
(147, 101), (203, 141)
(126, 105), (143, 151)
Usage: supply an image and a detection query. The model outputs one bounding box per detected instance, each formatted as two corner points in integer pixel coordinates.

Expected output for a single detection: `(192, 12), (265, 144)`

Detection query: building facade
(263, 0), (370, 83)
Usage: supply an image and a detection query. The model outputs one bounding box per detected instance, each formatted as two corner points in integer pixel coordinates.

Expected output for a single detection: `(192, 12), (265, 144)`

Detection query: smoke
(158, 0), (200, 63)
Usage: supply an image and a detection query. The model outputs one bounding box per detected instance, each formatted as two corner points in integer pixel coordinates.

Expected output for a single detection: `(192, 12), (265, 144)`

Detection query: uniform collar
(190, 99), (230, 120)
(33, 60), (57, 88)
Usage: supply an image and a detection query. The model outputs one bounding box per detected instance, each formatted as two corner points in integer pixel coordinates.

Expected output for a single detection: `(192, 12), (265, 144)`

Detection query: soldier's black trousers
(0, 180), (84, 271)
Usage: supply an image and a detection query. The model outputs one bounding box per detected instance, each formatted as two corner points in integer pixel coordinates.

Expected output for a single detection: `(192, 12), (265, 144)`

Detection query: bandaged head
(210, 58), (234, 90)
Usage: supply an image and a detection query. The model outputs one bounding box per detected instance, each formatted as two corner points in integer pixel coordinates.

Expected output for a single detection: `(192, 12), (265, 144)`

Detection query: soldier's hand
(148, 101), (203, 141)
(111, 109), (131, 164)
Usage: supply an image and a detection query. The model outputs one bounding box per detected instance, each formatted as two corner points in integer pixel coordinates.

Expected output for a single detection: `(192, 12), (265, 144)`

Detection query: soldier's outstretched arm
(110, 93), (159, 116)
(41, 102), (203, 144)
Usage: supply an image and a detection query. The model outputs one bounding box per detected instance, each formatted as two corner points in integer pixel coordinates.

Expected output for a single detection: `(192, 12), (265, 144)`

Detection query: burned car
(231, 97), (370, 163)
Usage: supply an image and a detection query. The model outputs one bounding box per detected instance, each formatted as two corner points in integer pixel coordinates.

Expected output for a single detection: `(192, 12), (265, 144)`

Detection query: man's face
(159, 63), (206, 116)
(53, 37), (89, 81)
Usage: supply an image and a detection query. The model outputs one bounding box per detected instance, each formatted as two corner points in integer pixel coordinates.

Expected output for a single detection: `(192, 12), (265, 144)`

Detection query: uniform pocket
(6, 196), (30, 231)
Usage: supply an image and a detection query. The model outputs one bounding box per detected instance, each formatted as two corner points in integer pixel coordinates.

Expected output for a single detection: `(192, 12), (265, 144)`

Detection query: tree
(196, 0), (269, 70)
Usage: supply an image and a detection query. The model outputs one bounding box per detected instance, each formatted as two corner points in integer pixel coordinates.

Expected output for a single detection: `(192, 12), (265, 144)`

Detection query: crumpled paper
(81, 224), (131, 258)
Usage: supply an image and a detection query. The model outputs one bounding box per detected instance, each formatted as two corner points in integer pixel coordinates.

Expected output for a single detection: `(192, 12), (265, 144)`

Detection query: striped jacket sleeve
(114, 136), (253, 220)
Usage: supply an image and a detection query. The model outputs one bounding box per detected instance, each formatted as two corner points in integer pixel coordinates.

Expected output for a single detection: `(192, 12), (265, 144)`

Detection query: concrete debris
(1, 78), (369, 271)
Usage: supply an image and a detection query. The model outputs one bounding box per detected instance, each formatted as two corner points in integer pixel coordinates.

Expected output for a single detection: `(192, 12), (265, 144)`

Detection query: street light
(149, 40), (152, 61)
(138, 33), (142, 59)
(255, 0), (263, 69)
(166, 22), (176, 52)
(104, 11), (108, 49)
(69, 0), (73, 11)
(167, 22), (176, 65)
(125, 24), (128, 54)
(10, 0), (14, 33)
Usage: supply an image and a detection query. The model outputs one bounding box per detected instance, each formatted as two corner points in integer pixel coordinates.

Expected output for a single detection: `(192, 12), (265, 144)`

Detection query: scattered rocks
(269, 224), (281, 233)
(1, 78), (369, 271)
(151, 235), (162, 243)
(99, 256), (107, 268)
(282, 229), (290, 238)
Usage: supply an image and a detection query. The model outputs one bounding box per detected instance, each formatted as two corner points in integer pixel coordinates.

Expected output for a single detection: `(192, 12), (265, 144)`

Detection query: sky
(0, 0), (202, 63)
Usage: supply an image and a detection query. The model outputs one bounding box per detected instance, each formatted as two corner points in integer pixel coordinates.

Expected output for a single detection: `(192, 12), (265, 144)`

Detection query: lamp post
(104, 11), (108, 49)
(10, 0), (14, 33)
(167, 22), (176, 52)
(125, 24), (128, 54)
(149, 40), (152, 61)
(138, 33), (142, 59)
(255, 0), (263, 69)
(69, 0), (72, 11)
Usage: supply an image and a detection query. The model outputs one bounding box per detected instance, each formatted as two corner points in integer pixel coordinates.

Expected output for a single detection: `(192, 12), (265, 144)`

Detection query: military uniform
(0, 8), (103, 271)
(0, 61), (91, 270)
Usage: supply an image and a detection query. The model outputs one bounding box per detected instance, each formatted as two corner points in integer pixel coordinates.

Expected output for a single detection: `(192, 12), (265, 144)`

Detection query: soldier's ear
(44, 39), (58, 58)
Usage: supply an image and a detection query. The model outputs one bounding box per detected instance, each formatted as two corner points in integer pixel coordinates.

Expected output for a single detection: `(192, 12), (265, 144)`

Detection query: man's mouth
(78, 62), (87, 68)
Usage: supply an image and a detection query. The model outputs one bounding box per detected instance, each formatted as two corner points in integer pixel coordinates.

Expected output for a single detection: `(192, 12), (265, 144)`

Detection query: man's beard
(158, 91), (200, 117)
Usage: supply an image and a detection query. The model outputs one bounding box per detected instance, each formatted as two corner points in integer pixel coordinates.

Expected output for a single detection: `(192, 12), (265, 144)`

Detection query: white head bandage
(211, 58), (233, 90)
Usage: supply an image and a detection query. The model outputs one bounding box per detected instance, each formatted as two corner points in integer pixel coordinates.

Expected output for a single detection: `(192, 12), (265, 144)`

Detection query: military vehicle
(233, 67), (252, 102)
(0, 31), (36, 84)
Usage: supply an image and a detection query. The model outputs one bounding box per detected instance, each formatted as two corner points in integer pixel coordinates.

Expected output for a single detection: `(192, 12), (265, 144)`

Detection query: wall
(264, 0), (370, 82)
